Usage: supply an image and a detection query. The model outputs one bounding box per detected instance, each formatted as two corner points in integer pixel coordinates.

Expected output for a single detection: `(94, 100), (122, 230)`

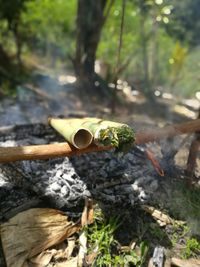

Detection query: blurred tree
(0, 0), (29, 65)
(74, 0), (114, 93)
(21, 0), (76, 65)
(167, 0), (200, 47)
(169, 41), (187, 89)
(134, 0), (173, 98)
(136, 0), (151, 97)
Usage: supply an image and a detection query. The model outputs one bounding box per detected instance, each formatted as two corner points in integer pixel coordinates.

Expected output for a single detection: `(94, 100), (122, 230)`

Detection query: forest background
(0, 0), (200, 101)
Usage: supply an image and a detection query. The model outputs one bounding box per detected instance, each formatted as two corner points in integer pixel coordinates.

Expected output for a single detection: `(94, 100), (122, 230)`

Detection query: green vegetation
(170, 223), (189, 247)
(85, 210), (149, 266)
(0, 0), (200, 97)
(181, 238), (200, 259)
(99, 126), (135, 152)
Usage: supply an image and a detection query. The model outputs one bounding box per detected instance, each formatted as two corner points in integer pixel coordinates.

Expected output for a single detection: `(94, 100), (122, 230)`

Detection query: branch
(186, 109), (200, 179)
(102, 0), (115, 26)
(135, 119), (200, 144)
(0, 119), (200, 163)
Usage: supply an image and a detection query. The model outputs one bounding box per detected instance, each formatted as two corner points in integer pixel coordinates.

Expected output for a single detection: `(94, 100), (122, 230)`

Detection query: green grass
(85, 210), (149, 267)
(181, 238), (200, 259)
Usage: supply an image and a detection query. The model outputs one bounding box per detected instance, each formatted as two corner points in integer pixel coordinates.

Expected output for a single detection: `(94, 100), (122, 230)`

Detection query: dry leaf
(81, 198), (94, 227)
(142, 205), (173, 226)
(78, 231), (87, 267)
(1, 208), (80, 267)
(171, 257), (200, 267)
(147, 258), (154, 267)
(53, 238), (76, 260)
(55, 256), (78, 267)
(164, 258), (172, 267)
(65, 238), (76, 259)
(29, 250), (56, 267)
(86, 251), (98, 265)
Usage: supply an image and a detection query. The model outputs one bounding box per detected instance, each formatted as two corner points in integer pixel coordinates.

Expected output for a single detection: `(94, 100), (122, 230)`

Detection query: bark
(139, 4), (155, 101)
(74, 0), (107, 90)
(150, 16), (159, 88)
(140, 13), (150, 95)
(13, 26), (22, 67)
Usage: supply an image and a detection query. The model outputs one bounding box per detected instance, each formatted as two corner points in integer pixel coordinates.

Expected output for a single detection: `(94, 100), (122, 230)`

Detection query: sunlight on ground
(195, 91), (200, 100)
(173, 105), (197, 119)
(162, 92), (173, 100)
(182, 99), (200, 110)
(58, 75), (76, 85)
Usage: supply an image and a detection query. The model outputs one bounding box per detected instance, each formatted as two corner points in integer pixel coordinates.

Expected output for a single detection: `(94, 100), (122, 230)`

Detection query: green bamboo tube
(49, 117), (135, 152)
(49, 118), (93, 149)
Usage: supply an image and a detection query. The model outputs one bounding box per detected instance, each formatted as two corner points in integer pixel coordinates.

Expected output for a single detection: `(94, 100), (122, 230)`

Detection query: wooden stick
(0, 119), (200, 163)
(135, 118), (200, 144)
(0, 143), (111, 163)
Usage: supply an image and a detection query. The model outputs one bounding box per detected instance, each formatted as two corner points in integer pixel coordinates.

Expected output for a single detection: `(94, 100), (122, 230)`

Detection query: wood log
(0, 119), (200, 163)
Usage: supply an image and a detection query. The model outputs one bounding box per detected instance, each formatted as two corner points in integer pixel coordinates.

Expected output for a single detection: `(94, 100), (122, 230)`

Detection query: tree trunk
(140, 14), (150, 94)
(150, 16), (159, 89)
(13, 24), (22, 67)
(74, 0), (107, 91)
(139, 5), (155, 101)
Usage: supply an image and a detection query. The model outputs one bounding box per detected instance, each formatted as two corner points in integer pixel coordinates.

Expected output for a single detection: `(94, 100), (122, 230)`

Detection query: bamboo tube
(49, 118), (93, 149)
(0, 118), (200, 163)
(49, 117), (134, 151)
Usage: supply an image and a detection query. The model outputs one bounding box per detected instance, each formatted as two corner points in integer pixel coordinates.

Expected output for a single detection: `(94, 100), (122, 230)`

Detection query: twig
(0, 119), (200, 163)
(102, 0), (115, 25)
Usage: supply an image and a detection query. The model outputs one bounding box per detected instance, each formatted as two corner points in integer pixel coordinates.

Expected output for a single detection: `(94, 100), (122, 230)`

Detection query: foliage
(0, 0), (199, 97)
(0, 0), (28, 28)
(166, 0), (200, 47)
(181, 238), (200, 259)
(86, 212), (149, 266)
(99, 126), (135, 152)
(172, 46), (200, 96)
(21, 0), (77, 59)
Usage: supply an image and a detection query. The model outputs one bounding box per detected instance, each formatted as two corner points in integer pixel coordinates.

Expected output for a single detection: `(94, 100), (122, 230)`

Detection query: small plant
(171, 223), (189, 247)
(86, 210), (149, 266)
(86, 216), (120, 266)
(181, 238), (200, 259)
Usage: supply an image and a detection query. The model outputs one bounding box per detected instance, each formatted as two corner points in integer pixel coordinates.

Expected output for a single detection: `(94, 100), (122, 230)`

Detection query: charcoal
(0, 122), (165, 220)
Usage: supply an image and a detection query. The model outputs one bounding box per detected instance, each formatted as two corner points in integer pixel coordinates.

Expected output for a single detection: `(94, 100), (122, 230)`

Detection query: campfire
(0, 117), (199, 267)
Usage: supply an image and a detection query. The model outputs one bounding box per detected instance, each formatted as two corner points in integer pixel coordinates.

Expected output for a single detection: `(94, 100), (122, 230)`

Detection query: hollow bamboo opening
(72, 128), (93, 149)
